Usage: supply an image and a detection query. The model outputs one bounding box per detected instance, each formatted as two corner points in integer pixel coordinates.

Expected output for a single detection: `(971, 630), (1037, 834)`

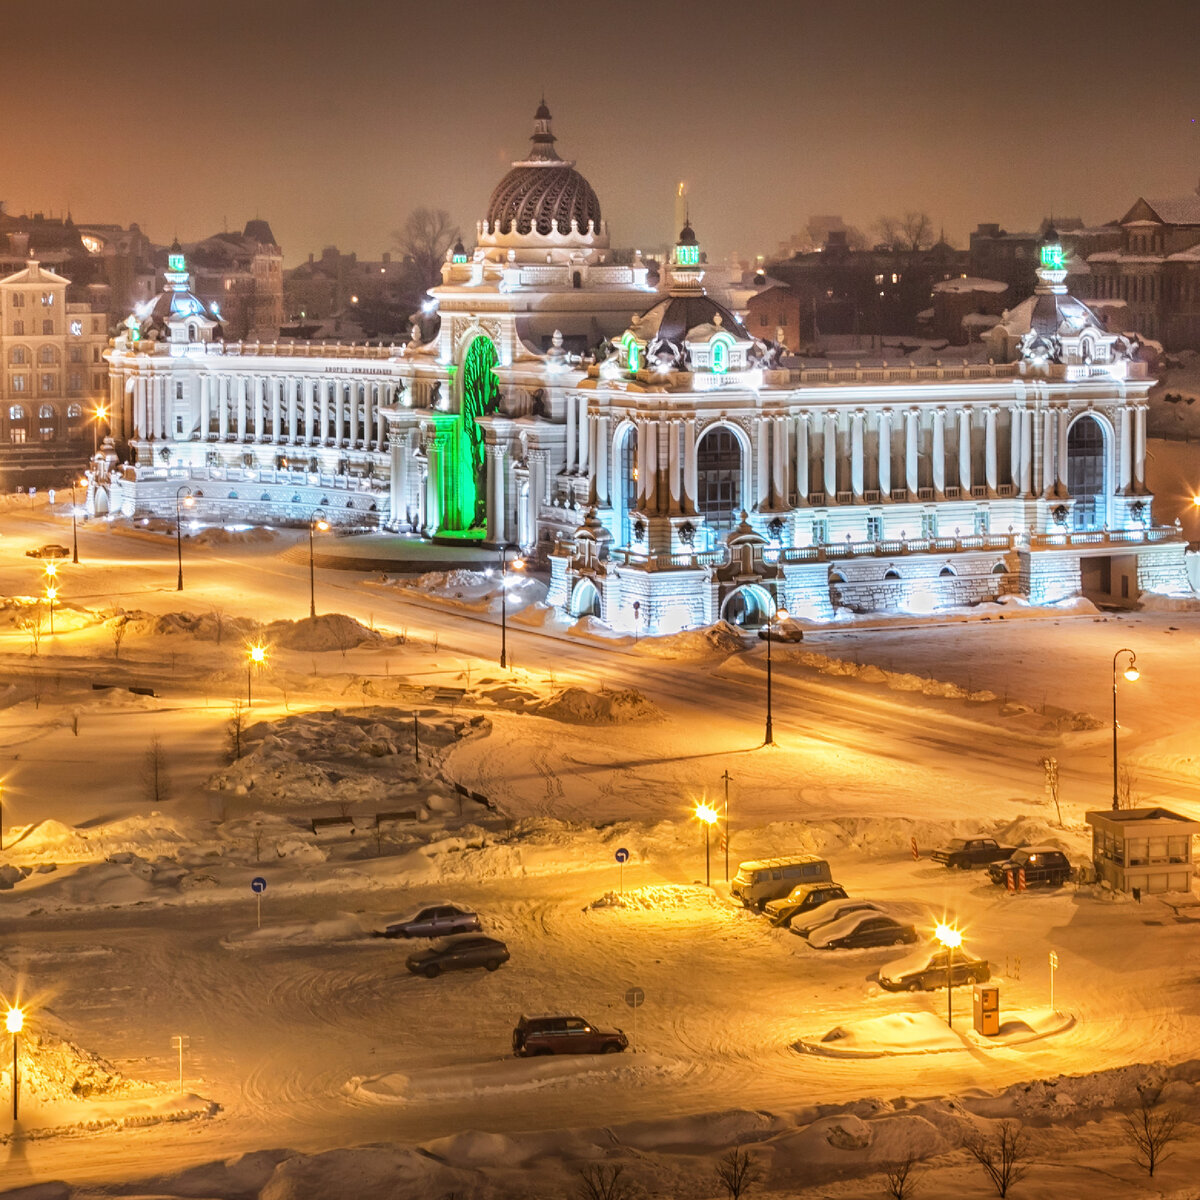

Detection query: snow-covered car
(25, 543), (69, 559)
(808, 912), (918, 950)
(930, 837), (1018, 869)
(788, 899), (886, 939)
(764, 882), (848, 926)
(878, 945), (991, 992)
(406, 935), (509, 978)
(757, 620), (804, 643)
(986, 847), (1071, 888)
(377, 903), (481, 939)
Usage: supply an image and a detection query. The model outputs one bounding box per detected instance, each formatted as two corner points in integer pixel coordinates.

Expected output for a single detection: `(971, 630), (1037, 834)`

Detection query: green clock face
(1040, 243), (1064, 270)
(70, 320), (82, 336)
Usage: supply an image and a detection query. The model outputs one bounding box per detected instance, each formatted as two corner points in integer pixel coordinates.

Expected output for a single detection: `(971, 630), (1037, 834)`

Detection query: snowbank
(264, 613), (382, 652)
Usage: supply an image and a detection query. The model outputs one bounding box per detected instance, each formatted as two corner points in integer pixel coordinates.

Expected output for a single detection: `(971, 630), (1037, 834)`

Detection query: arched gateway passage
(1067, 415), (1106, 531)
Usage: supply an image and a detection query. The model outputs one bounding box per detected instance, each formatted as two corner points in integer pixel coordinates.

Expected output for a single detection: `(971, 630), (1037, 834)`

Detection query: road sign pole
(1049, 949), (1058, 1012)
(614, 848), (630, 897)
(251, 876), (267, 929)
(257, 891), (261, 930)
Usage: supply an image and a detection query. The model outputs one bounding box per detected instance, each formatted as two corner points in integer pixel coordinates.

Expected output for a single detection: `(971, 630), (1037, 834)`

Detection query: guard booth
(1086, 808), (1199, 896)
(973, 983), (1000, 1036)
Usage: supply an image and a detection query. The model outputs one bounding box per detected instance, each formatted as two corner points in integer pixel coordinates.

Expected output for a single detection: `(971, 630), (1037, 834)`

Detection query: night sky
(4, 0), (1199, 265)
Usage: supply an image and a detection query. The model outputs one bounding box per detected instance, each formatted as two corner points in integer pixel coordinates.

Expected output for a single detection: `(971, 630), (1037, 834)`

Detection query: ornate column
(958, 408), (972, 494)
(1009, 404), (1022, 490)
(236, 378), (248, 441)
(390, 431), (409, 526)
(1056, 407), (1069, 497)
(905, 407), (919, 496)
(795, 412), (809, 502)
(318, 379), (330, 445)
(1134, 403), (1147, 491)
(668, 418), (681, 512)
(347, 382), (359, 447)
(931, 407), (946, 496)
(491, 444), (508, 542)
(377, 387), (388, 450)
(684, 418), (697, 514)
(200, 376), (211, 439)
(985, 406), (998, 493)
(303, 379), (314, 445)
(773, 415), (788, 506)
(564, 388), (577, 473)
(218, 378), (229, 440)
(823, 410), (837, 499)
(1041, 408), (1055, 497)
(578, 397), (590, 475)
(877, 409), (891, 497)
(1020, 407), (1033, 496)
(1119, 404), (1133, 492)
(270, 377), (282, 442)
(851, 410), (865, 498)
(252, 376), (265, 442)
(597, 414), (611, 506)
(287, 378), (298, 443)
(363, 381), (374, 447)
(333, 383), (345, 447)
(757, 420), (771, 510)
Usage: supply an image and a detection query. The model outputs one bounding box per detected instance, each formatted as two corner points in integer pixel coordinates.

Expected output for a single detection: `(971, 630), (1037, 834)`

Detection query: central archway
(438, 335), (501, 535)
(696, 424), (745, 545)
(1067, 414), (1106, 531)
(615, 423), (638, 546)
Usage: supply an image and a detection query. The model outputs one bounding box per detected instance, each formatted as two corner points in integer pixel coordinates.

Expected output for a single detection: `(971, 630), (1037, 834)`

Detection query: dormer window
(710, 335), (732, 375)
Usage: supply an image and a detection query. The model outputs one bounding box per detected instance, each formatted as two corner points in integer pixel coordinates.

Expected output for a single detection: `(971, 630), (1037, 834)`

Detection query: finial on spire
(528, 97), (559, 161)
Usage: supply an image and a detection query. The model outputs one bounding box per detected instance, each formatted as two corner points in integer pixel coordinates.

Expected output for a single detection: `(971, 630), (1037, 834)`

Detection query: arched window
(710, 336), (730, 375)
(722, 585), (773, 629)
(696, 425), (743, 539)
(1067, 415), (1106, 530)
(992, 561), (1008, 574)
(67, 404), (82, 419)
(616, 424), (638, 546)
(939, 565), (957, 577)
(9, 346), (27, 365)
(38, 345), (57, 364)
(570, 579), (601, 619)
(884, 569), (901, 580)
(8, 404), (27, 421)
(38, 404), (55, 419)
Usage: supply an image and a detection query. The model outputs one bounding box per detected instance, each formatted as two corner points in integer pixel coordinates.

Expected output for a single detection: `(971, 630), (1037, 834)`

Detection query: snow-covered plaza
(2, 494), (1200, 1199)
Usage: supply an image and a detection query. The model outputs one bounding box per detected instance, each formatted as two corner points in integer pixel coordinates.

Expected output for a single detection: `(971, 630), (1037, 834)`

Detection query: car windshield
(945, 839), (967, 850)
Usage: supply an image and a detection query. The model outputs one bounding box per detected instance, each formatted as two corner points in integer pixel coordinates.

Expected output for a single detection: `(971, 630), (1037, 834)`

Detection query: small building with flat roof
(1086, 807), (1199, 895)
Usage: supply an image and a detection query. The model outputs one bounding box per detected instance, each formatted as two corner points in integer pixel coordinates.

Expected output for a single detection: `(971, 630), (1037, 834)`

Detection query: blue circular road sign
(614, 848), (630, 864)
(251, 876), (268, 894)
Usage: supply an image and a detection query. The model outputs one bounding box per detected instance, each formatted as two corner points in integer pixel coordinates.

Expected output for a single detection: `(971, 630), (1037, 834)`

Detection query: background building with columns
(101, 109), (1189, 630)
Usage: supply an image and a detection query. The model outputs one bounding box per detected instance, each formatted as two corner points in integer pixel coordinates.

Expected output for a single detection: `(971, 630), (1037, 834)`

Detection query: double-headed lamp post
(43, 562), (59, 636)
(764, 604), (790, 746)
(6, 1007), (23, 1121)
(695, 802), (720, 887)
(175, 486), (195, 591)
(499, 548), (525, 670)
(934, 922), (963, 1027)
(1112, 649), (1140, 811)
(68, 478), (84, 564)
(308, 509), (329, 619)
(247, 644), (267, 707)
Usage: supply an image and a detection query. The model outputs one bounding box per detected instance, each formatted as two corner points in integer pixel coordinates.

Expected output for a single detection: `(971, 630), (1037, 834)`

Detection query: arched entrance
(720, 584), (774, 629)
(616, 424), (638, 546)
(696, 424), (744, 546)
(1067, 415), (1106, 531)
(436, 335), (500, 535)
(570, 578), (601, 618)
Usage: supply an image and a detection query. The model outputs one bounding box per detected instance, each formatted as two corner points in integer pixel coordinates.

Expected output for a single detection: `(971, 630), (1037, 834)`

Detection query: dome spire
(527, 97), (561, 163)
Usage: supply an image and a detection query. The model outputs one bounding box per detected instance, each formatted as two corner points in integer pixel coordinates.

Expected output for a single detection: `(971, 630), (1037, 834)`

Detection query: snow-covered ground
(2, 491), (1200, 1198)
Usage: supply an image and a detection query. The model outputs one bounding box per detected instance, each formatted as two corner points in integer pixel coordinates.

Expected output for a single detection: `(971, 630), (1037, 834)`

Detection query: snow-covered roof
(931, 277), (1007, 295)
(1143, 196), (1200, 224)
(961, 313), (1001, 328)
(1167, 242), (1200, 262)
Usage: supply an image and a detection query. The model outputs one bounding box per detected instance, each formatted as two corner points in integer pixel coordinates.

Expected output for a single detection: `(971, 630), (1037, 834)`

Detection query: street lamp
(499, 548), (525, 670)
(175, 486), (194, 592)
(934, 922), (962, 1027)
(6, 1007), (22, 1121)
(0, 780), (5, 853)
(92, 404), (108, 456)
(44, 582), (58, 636)
(308, 509), (329, 619)
(68, 478), (84, 564)
(246, 644), (267, 707)
(695, 802), (720, 887)
(764, 603), (790, 746)
(1111, 648), (1140, 811)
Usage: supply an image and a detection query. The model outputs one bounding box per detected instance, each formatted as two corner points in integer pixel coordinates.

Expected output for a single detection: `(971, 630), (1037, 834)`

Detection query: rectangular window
(866, 515), (883, 541)
(921, 512), (938, 538)
(176, 382), (185, 400)
(69, 346), (83, 362)
(92, 348), (101, 362)
(811, 518), (829, 545)
(973, 509), (990, 535)
(11, 293), (24, 308)
(11, 320), (23, 335)
(41, 373), (55, 391)
(43, 319), (54, 335)
(41, 292), (54, 306)
(92, 318), (101, 333)
(68, 373), (82, 390)
(11, 375), (26, 392)
(92, 373), (103, 389)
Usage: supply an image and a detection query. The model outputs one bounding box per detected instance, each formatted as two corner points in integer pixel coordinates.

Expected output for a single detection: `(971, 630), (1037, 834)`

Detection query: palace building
(100, 105), (1189, 632)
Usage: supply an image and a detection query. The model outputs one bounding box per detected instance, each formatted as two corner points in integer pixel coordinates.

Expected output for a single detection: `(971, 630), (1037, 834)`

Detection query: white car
(807, 911), (918, 950)
(788, 899), (885, 938)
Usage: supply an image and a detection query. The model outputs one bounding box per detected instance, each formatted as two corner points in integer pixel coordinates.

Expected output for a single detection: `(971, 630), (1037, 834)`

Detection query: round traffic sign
(251, 876), (267, 894)
(624, 986), (645, 1009)
(614, 847), (630, 864)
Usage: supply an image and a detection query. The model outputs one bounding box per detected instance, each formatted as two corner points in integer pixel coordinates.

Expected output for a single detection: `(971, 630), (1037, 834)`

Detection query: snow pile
(632, 621), (747, 659)
(531, 687), (661, 725)
(784, 649), (997, 701)
(589, 884), (725, 911)
(380, 568), (546, 614)
(7, 812), (206, 864)
(188, 525), (278, 546)
(1139, 592), (1200, 612)
(265, 613), (382, 652)
(14, 1031), (138, 1102)
(146, 610), (259, 641)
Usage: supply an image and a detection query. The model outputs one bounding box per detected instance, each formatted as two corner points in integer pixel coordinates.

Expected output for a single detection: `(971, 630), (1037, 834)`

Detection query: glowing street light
(246, 644), (267, 707)
(934, 922), (963, 1027)
(92, 403), (108, 456)
(1112, 648), (1140, 811)
(499, 548), (525, 670)
(695, 801), (720, 887)
(68, 478), (85, 564)
(6, 1007), (23, 1121)
(175, 486), (195, 592)
(308, 509), (329, 619)
(764, 603), (790, 746)
(44, 584), (58, 636)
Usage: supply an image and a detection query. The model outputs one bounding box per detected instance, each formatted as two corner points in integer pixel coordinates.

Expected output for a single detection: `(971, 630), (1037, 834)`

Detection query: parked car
(512, 1015), (628, 1057)
(26, 544), (69, 559)
(879, 946), (992, 992)
(757, 620), (804, 643)
(987, 847), (1072, 888)
(406, 935), (509, 978)
(809, 912), (918, 950)
(730, 855), (832, 910)
(764, 882), (848, 926)
(788, 899), (886, 939)
(376, 903), (481, 939)
(930, 837), (1019, 869)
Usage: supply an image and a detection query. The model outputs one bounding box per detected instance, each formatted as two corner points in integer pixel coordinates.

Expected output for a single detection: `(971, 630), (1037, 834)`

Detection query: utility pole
(722, 770), (732, 881)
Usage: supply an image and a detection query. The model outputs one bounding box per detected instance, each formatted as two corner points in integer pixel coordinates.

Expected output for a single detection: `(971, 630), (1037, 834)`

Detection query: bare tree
(967, 1121), (1029, 1197)
(883, 1154), (921, 1199)
(715, 1147), (760, 1199)
(1124, 1088), (1182, 1177)
(110, 615), (128, 660)
(22, 606), (44, 657)
(576, 1164), (634, 1200)
(392, 207), (461, 293)
(227, 699), (247, 762)
(1117, 764), (1140, 809)
(210, 605), (225, 646)
(141, 735), (173, 804)
(874, 211), (934, 251)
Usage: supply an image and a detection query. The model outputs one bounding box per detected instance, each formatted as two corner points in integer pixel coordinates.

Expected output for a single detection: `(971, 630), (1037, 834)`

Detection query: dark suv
(987, 847), (1071, 888)
(512, 1015), (628, 1057)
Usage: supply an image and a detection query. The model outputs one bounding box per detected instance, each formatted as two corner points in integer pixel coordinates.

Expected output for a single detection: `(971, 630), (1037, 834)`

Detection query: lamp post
(43, 570), (58, 637)
(722, 769), (732, 881)
(695, 802), (719, 887)
(934, 922), (962, 1027)
(68, 479), (81, 564)
(247, 644), (267, 707)
(0, 781), (5, 853)
(764, 603), (790, 746)
(92, 404), (107, 456)
(175, 486), (194, 592)
(308, 509), (329, 619)
(498, 548), (525, 670)
(6, 1007), (22, 1121)
(1112, 648), (1140, 811)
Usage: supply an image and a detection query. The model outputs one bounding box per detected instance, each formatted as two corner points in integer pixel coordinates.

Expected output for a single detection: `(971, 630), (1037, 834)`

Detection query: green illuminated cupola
(1035, 225), (1068, 294)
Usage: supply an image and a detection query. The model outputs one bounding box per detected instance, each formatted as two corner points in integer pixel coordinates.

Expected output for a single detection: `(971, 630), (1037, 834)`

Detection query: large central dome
(484, 102), (603, 238)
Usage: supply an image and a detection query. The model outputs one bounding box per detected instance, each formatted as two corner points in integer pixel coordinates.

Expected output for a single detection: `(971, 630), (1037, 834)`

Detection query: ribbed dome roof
(484, 102), (602, 237)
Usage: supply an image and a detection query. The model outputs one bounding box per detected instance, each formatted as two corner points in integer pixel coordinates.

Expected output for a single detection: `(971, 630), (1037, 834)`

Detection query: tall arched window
(1067, 415), (1106, 530)
(710, 337), (730, 375)
(696, 425), (744, 541)
(616, 425), (638, 546)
